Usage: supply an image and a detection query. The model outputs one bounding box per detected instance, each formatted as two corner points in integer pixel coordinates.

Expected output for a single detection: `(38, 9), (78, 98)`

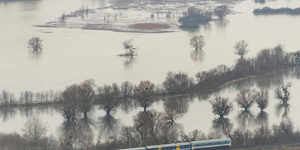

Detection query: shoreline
(34, 24), (178, 33)
(0, 67), (290, 111)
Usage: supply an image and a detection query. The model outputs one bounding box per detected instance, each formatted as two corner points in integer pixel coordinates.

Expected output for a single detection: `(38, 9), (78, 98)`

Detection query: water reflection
(196, 91), (213, 101)
(190, 50), (205, 63)
(275, 102), (290, 119)
(19, 107), (34, 118)
(212, 117), (232, 135)
(0, 108), (16, 122)
(214, 19), (229, 28)
(291, 67), (300, 79)
(59, 120), (77, 143)
(201, 23), (212, 31)
(77, 117), (94, 138)
(222, 68), (295, 93)
(162, 94), (192, 114)
(58, 116), (95, 144)
(256, 111), (268, 127)
(237, 110), (255, 127)
(28, 51), (42, 59)
(35, 105), (58, 115)
(124, 56), (136, 70)
(98, 114), (119, 139)
(119, 97), (137, 114)
(180, 28), (200, 35)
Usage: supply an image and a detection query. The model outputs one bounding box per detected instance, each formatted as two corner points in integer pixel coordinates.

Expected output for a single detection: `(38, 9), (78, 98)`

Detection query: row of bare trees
(194, 43), (298, 92)
(3, 42), (298, 113)
(0, 115), (297, 150)
(94, 111), (299, 149)
(0, 90), (60, 109)
(210, 83), (291, 121)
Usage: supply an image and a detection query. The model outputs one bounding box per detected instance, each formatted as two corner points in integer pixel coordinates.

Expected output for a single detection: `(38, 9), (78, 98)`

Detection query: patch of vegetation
(253, 6), (300, 14)
(128, 23), (170, 30)
(178, 14), (211, 28)
(254, 0), (266, 3)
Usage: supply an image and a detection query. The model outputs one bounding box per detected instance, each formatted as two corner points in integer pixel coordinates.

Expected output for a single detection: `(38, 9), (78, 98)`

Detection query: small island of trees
(27, 37), (43, 52)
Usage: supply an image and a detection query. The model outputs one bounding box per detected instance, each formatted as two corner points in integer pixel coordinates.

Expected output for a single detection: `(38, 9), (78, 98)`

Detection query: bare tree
(255, 90), (269, 111)
(28, 37), (43, 52)
(60, 85), (79, 121)
(162, 71), (193, 94)
(97, 83), (120, 115)
(274, 83), (291, 104)
(19, 91), (34, 106)
(252, 127), (271, 144)
(235, 89), (257, 110)
(182, 130), (206, 142)
(195, 71), (207, 82)
(234, 40), (250, 59)
(210, 97), (233, 118)
(77, 79), (95, 118)
(22, 116), (48, 146)
(163, 101), (185, 126)
(190, 35), (205, 51)
(134, 81), (155, 113)
(272, 44), (285, 66)
(214, 5), (231, 19)
(0, 90), (16, 107)
(123, 39), (136, 56)
(120, 81), (135, 113)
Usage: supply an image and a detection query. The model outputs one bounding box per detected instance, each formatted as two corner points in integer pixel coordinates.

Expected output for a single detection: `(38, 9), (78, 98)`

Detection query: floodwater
(1, 0), (300, 142)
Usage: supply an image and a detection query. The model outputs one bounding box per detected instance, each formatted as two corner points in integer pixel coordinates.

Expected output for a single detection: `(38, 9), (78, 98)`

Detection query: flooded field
(1, 0), (300, 145)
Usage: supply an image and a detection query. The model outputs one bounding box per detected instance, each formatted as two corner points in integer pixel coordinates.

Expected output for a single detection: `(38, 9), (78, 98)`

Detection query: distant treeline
(253, 6), (300, 14)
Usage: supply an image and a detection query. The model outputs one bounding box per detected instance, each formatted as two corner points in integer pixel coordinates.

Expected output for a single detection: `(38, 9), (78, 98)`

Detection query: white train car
(190, 138), (231, 149)
(118, 138), (231, 150)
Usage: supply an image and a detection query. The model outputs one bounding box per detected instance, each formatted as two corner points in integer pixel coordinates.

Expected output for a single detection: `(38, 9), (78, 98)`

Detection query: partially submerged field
(36, 0), (244, 33)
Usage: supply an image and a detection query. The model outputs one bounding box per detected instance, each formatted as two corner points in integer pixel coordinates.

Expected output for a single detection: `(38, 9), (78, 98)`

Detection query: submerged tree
(119, 81), (136, 113)
(134, 81), (155, 113)
(274, 83), (291, 104)
(28, 37), (43, 52)
(77, 79), (95, 119)
(255, 90), (269, 111)
(163, 100), (185, 127)
(235, 89), (257, 110)
(123, 39), (136, 56)
(97, 83), (120, 116)
(0, 90), (16, 107)
(234, 40), (250, 59)
(210, 97), (233, 118)
(190, 35), (205, 51)
(60, 85), (79, 121)
(214, 5), (231, 19)
(162, 71), (193, 94)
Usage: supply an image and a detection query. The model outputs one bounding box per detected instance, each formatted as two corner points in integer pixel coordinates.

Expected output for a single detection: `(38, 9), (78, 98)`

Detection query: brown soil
(128, 23), (170, 30)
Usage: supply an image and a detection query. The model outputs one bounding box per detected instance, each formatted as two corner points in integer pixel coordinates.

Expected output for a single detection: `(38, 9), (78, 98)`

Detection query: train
(118, 138), (231, 150)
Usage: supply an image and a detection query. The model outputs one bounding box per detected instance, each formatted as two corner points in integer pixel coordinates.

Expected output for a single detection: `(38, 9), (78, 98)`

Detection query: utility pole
(244, 119), (246, 145)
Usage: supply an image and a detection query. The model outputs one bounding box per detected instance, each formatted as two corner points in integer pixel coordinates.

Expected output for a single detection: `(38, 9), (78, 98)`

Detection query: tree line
(2, 43), (300, 111)
(0, 113), (298, 150)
